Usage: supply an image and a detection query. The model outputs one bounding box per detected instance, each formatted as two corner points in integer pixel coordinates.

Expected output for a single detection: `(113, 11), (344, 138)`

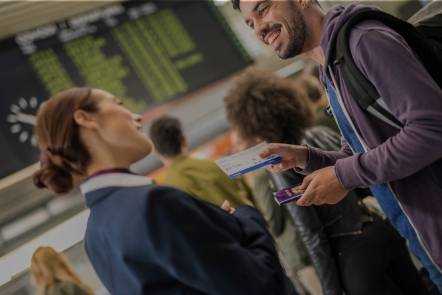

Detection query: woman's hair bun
(33, 152), (74, 194)
(33, 87), (96, 194)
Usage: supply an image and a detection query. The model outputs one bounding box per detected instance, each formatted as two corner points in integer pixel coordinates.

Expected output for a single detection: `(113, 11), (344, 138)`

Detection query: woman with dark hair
(33, 87), (297, 295)
(224, 68), (428, 295)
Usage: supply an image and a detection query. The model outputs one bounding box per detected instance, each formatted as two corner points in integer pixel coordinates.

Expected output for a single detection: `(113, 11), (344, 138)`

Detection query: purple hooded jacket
(301, 4), (442, 284)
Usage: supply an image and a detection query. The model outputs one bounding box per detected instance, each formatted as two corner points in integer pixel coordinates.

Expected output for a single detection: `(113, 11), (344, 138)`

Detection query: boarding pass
(215, 143), (282, 178)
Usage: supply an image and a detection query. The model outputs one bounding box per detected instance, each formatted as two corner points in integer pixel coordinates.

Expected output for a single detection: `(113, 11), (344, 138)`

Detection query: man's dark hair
(224, 67), (313, 144)
(231, 0), (320, 11)
(231, 0), (240, 10)
(149, 115), (184, 157)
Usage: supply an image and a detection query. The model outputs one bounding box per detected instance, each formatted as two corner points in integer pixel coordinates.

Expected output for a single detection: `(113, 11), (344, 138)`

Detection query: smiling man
(232, 0), (442, 291)
(238, 0), (322, 59)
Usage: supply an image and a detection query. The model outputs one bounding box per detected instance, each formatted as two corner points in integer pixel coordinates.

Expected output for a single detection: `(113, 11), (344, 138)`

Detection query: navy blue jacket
(80, 171), (296, 295)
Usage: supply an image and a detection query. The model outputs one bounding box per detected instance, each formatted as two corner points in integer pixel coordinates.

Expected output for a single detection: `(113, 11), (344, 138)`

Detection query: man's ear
(74, 109), (97, 130)
(181, 135), (188, 150)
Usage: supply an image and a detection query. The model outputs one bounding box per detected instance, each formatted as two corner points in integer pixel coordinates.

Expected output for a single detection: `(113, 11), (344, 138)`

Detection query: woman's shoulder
(144, 185), (194, 207)
(88, 184), (191, 223)
(105, 184), (195, 216)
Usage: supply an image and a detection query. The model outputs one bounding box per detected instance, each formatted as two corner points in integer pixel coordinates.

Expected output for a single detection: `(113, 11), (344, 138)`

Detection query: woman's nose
(133, 114), (143, 123)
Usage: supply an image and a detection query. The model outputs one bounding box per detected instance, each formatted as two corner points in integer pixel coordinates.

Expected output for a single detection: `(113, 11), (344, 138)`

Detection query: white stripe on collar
(80, 172), (153, 195)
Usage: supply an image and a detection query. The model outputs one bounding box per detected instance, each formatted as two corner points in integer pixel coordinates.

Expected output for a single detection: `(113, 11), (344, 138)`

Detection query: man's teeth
(268, 30), (280, 45)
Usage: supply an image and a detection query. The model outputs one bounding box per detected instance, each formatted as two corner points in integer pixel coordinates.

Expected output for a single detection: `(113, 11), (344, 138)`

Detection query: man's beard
(278, 13), (306, 59)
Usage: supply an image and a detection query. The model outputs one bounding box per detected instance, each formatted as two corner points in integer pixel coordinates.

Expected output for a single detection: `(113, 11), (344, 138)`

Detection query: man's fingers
(298, 174), (313, 191)
(259, 149), (271, 159)
(266, 165), (279, 173)
(259, 145), (280, 159)
(260, 143), (291, 158)
(267, 163), (286, 172)
(296, 187), (315, 206)
(296, 175), (317, 206)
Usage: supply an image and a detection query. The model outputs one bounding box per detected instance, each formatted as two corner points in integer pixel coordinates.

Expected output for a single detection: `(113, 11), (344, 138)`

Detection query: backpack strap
(409, 1), (442, 26)
(329, 9), (442, 129)
(415, 13), (442, 45)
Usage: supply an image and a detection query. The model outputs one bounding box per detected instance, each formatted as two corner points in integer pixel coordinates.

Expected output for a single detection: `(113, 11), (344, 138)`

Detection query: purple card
(273, 187), (303, 205)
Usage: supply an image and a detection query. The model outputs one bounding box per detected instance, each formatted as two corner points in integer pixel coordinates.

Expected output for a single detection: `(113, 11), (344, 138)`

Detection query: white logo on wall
(7, 97), (39, 146)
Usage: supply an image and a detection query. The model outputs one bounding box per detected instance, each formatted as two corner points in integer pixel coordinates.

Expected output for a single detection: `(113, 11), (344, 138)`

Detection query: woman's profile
(32, 87), (297, 295)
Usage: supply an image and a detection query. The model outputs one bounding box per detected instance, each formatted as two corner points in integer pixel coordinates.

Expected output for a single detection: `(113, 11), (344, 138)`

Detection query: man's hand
(296, 166), (349, 206)
(259, 143), (309, 172)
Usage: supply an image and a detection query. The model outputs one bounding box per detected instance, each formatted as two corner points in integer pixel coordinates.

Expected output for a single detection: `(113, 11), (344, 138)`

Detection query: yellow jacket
(163, 155), (255, 208)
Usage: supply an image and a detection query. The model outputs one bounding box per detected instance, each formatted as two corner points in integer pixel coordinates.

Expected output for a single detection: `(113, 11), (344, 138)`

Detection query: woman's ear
(74, 109), (97, 130)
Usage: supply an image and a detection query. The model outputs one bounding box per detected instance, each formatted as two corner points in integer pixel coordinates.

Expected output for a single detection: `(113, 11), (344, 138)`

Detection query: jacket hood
(320, 4), (381, 66)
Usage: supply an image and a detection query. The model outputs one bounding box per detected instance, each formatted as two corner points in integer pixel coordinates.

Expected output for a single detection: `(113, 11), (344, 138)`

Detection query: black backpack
(328, 6), (442, 128)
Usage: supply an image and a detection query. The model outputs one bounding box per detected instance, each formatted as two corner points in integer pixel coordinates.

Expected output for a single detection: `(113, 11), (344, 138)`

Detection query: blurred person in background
(295, 71), (338, 132)
(224, 67), (428, 295)
(31, 246), (93, 295)
(32, 87), (297, 295)
(149, 115), (255, 209)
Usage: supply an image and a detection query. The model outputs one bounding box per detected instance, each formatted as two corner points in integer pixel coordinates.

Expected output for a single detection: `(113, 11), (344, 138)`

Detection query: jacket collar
(80, 172), (153, 207)
(168, 154), (190, 169)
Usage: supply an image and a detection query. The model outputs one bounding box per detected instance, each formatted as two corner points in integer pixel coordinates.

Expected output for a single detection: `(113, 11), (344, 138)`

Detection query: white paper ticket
(215, 143), (282, 178)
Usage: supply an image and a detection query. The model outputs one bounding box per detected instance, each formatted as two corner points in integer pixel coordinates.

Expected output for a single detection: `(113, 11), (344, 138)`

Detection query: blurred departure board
(0, 1), (251, 179)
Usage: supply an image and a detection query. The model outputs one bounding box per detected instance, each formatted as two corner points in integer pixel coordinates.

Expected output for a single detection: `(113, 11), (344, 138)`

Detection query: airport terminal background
(0, 0), (431, 294)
